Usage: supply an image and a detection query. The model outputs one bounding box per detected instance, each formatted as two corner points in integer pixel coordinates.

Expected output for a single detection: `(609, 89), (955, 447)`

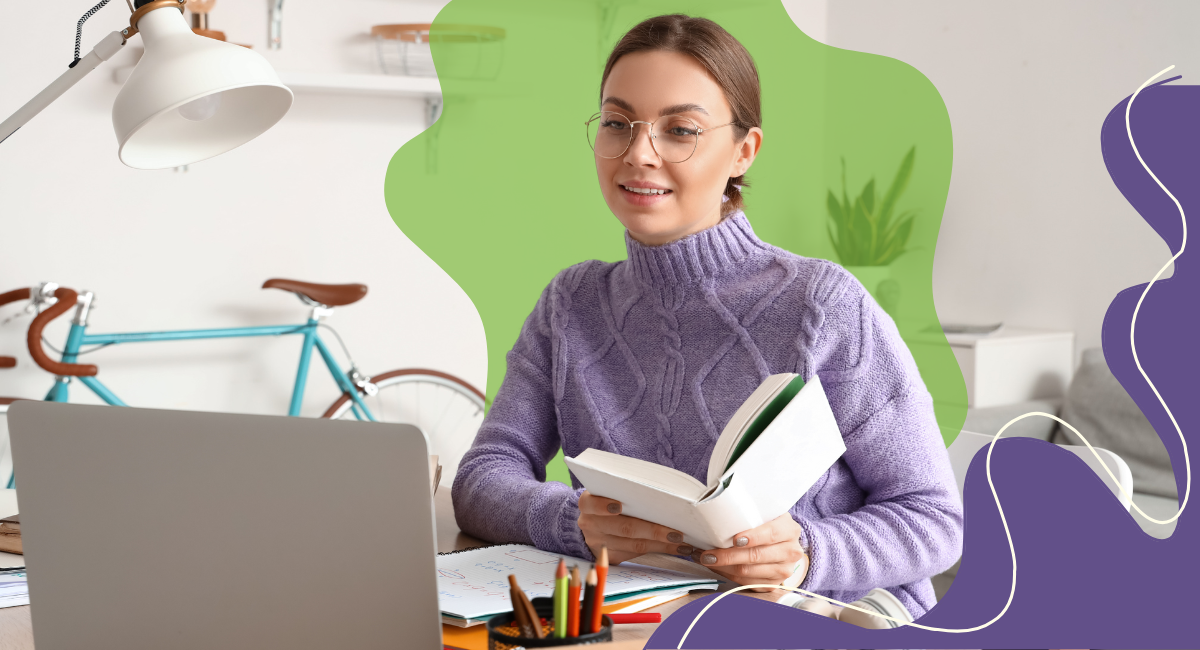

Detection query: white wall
(784, 0), (1197, 364)
(5, 0), (1191, 417)
(0, 1), (486, 416)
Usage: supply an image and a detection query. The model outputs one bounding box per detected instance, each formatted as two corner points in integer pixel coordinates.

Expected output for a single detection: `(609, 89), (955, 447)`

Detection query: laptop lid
(8, 402), (442, 650)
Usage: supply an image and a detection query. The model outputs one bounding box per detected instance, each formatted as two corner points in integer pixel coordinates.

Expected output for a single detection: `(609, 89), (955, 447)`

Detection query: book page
(722, 374), (847, 521)
(706, 374), (794, 485)
(435, 545), (717, 620)
(566, 449), (707, 497)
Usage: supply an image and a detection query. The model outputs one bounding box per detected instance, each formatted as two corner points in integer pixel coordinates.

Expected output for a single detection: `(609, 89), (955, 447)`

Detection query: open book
(564, 374), (846, 549)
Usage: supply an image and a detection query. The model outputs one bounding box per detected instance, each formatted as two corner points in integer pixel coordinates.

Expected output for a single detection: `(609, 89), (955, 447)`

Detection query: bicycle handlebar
(0, 288), (31, 308)
(1, 288), (32, 369)
(27, 288), (98, 377)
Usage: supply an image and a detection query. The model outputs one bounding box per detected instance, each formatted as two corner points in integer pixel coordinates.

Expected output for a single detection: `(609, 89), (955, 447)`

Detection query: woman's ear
(731, 126), (764, 177)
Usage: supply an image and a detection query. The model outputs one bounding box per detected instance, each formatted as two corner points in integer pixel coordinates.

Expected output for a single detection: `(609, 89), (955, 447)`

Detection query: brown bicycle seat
(262, 279), (368, 307)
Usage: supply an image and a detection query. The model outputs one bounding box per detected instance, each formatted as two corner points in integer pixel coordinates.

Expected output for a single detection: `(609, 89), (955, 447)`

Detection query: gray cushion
(1051, 347), (1177, 498)
(1130, 492), (1179, 539)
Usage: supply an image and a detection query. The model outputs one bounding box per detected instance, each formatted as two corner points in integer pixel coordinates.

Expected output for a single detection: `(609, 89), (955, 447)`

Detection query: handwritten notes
(436, 544), (717, 620)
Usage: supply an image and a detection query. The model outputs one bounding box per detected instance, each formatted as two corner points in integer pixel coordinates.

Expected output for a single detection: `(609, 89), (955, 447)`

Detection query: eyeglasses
(584, 111), (736, 163)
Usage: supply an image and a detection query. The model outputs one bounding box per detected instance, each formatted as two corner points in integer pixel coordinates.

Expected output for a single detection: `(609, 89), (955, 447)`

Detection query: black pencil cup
(485, 598), (613, 649)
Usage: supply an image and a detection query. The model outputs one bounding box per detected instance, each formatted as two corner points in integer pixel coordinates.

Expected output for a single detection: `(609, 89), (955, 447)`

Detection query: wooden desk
(0, 490), (784, 648)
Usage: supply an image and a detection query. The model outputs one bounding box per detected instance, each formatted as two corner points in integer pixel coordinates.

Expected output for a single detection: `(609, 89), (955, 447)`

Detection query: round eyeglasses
(585, 111), (736, 163)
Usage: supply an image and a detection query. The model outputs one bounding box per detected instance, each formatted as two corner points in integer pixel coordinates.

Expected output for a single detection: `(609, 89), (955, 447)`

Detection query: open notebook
(436, 544), (718, 627)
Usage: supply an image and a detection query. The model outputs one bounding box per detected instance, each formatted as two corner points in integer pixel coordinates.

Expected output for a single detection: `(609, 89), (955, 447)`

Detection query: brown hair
(600, 14), (761, 216)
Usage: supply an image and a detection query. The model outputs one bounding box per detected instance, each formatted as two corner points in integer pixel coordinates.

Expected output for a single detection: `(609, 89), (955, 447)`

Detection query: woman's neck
(626, 204), (724, 247)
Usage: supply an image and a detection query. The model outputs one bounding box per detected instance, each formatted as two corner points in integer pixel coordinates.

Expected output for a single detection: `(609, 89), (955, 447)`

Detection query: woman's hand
(577, 490), (696, 565)
(690, 513), (808, 593)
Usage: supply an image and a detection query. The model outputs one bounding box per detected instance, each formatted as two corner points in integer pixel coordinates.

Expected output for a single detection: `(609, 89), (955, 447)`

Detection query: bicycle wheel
(321, 368), (487, 487)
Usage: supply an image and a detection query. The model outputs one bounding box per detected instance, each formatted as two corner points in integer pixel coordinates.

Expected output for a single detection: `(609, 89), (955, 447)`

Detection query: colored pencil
(508, 575), (539, 639)
(608, 612), (662, 624)
(580, 567), (598, 634)
(516, 576), (544, 639)
(567, 565), (581, 637)
(553, 558), (568, 638)
(591, 546), (609, 633)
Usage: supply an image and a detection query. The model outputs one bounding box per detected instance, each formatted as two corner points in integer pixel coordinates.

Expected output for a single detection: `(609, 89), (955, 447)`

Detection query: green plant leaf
(851, 197), (874, 265)
(877, 216), (915, 264)
(878, 146), (915, 227)
(826, 190), (843, 223)
(825, 148), (918, 266)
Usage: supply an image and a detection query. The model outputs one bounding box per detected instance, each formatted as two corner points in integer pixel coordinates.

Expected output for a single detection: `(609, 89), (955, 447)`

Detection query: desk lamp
(0, 0), (293, 169)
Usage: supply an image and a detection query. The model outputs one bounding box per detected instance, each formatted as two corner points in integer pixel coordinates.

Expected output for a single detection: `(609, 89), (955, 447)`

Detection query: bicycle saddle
(262, 279), (368, 307)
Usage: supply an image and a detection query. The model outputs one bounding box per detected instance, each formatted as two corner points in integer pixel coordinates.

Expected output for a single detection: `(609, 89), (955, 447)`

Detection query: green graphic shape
(385, 0), (966, 486)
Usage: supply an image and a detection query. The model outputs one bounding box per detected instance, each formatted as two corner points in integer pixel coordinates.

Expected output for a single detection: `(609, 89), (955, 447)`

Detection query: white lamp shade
(112, 6), (293, 169)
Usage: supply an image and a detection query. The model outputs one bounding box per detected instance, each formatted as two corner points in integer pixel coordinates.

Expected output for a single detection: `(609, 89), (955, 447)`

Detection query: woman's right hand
(577, 490), (695, 565)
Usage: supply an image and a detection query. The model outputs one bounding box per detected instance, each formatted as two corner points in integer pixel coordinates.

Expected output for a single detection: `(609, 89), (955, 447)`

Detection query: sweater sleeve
(451, 275), (594, 560)
(793, 267), (964, 593)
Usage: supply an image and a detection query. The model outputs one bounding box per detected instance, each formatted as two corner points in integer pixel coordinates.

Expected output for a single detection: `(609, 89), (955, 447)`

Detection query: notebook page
(436, 544), (717, 620)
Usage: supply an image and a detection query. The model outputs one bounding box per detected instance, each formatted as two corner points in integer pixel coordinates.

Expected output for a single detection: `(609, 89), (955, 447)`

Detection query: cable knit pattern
(451, 211), (963, 618)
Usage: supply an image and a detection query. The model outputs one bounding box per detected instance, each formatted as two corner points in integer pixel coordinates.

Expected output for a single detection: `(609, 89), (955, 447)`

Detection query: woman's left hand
(691, 513), (808, 593)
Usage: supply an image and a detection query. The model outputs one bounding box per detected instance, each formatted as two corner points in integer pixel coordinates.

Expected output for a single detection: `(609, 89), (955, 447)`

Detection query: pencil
(511, 576), (543, 639)
(580, 567), (598, 635)
(553, 558), (568, 638)
(591, 546), (609, 633)
(567, 565), (581, 637)
(507, 575), (537, 639)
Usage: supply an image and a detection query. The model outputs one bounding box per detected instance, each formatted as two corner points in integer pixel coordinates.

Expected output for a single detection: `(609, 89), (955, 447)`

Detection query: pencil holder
(485, 599), (613, 648)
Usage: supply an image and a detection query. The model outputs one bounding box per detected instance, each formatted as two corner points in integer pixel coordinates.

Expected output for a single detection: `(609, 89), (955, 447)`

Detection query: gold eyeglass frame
(584, 111), (736, 163)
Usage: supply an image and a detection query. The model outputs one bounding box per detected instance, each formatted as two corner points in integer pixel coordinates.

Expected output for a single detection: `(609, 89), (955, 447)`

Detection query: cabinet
(944, 328), (1074, 408)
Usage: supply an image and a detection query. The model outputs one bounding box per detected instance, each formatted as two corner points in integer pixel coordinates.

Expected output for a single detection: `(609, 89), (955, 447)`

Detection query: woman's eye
(668, 127), (698, 136)
(602, 121), (629, 130)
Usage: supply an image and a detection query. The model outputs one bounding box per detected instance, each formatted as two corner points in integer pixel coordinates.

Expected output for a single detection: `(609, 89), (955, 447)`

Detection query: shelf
(275, 71), (442, 98)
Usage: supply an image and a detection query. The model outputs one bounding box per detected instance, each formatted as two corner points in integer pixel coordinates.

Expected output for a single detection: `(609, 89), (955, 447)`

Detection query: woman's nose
(624, 123), (661, 166)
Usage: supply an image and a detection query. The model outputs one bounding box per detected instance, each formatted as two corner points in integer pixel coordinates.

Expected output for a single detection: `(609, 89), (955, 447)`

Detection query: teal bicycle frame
(47, 318), (377, 421)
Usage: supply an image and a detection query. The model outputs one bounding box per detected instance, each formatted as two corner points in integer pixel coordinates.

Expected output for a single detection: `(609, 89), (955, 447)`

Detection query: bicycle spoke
(325, 370), (486, 487)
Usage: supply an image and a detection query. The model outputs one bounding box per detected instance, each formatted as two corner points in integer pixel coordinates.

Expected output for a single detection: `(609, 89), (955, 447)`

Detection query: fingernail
(735, 536), (749, 547)
(667, 532), (683, 543)
(607, 503), (621, 514)
(676, 544), (694, 555)
(701, 553), (717, 565)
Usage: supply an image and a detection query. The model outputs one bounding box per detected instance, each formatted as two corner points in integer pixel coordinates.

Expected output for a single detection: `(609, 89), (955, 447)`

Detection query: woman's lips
(619, 184), (672, 206)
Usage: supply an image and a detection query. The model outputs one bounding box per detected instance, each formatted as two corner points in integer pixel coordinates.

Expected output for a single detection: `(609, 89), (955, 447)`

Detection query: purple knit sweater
(451, 211), (963, 617)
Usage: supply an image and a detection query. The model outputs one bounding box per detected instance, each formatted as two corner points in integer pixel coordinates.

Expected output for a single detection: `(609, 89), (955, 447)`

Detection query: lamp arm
(0, 31), (126, 145)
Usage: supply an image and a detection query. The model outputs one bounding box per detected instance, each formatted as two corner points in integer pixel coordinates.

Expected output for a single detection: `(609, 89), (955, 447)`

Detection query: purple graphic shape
(647, 79), (1198, 648)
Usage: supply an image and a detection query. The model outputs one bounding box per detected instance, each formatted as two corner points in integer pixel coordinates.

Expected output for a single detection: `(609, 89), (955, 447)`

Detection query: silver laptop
(7, 402), (442, 650)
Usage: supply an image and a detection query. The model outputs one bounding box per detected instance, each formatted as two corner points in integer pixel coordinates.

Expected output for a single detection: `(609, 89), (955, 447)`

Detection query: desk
(0, 490), (784, 648)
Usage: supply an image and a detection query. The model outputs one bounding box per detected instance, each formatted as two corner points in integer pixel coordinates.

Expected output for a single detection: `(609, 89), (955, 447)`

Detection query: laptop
(7, 401), (442, 650)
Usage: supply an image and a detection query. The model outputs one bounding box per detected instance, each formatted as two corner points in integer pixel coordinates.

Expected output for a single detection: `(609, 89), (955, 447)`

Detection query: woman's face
(596, 50), (762, 246)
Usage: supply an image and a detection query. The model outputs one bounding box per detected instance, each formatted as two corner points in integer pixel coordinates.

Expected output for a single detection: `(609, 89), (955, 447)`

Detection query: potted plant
(826, 146), (917, 316)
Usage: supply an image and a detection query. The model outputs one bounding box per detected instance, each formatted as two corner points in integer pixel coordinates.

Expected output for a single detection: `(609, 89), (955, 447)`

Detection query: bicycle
(0, 279), (488, 489)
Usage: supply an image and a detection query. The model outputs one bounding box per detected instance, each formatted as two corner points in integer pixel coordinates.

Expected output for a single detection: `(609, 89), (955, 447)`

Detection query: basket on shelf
(370, 23), (506, 80)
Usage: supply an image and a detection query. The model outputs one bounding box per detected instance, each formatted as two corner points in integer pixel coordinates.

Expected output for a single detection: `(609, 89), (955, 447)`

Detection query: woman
(451, 14), (963, 618)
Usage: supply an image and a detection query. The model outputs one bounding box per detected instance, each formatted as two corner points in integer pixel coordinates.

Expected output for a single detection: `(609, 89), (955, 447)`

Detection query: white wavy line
(675, 65), (1189, 646)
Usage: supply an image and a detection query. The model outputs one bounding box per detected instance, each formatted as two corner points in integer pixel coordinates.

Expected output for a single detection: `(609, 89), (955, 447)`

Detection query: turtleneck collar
(624, 210), (771, 287)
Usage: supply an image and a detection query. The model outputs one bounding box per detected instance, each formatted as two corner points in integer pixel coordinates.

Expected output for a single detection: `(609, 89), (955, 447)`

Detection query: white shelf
(276, 71), (442, 98)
